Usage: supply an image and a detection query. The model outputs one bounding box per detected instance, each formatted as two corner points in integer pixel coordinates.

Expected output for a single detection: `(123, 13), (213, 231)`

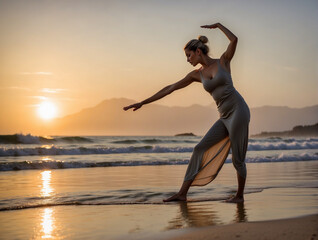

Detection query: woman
(123, 23), (250, 203)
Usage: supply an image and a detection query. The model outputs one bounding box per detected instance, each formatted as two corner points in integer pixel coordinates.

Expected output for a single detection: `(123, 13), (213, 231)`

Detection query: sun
(37, 101), (57, 120)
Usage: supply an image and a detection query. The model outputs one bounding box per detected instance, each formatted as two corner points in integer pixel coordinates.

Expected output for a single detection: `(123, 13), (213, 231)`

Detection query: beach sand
(162, 214), (318, 240)
(0, 161), (318, 239)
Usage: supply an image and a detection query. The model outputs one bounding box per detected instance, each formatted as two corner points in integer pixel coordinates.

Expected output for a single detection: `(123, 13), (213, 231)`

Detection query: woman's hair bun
(184, 35), (210, 55)
(198, 35), (208, 44)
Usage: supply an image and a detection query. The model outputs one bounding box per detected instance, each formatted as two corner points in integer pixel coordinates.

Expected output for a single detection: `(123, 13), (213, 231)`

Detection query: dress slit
(191, 136), (231, 186)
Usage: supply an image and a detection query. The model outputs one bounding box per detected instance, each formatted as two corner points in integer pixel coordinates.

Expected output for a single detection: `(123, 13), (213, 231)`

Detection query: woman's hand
(123, 102), (143, 111)
(201, 23), (220, 29)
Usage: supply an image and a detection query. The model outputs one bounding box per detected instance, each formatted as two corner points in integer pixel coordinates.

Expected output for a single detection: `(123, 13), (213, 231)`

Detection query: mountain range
(41, 98), (318, 136)
(252, 123), (318, 137)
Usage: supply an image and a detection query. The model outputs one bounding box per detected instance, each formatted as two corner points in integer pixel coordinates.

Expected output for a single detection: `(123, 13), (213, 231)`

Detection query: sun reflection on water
(41, 170), (53, 197)
(41, 208), (54, 239)
(41, 145), (53, 149)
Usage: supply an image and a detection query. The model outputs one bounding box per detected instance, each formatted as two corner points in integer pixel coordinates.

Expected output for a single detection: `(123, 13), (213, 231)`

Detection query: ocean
(1, 134), (318, 171)
(0, 133), (317, 211)
(1, 133), (318, 239)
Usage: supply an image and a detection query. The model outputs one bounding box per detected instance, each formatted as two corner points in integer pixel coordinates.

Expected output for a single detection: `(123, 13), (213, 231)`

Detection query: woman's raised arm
(123, 70), (198, 111)
(201, 23), (238, 63)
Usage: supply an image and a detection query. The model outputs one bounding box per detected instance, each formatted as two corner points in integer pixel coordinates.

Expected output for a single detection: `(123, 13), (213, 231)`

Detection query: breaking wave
(1, 152), (317, 171)
(0, 134), (93, 144)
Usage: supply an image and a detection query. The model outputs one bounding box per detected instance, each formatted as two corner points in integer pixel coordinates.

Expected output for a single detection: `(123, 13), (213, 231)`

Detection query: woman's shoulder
(188, 69), (202, 82)
(219, 56), (231, 74)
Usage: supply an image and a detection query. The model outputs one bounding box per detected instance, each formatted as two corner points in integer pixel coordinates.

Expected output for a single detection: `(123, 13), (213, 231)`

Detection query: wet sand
(1, 188), (317, 240)
(0, 161), (318, 239)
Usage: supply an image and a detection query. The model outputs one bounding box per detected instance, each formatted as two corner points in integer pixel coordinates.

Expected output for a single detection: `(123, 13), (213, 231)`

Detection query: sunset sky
(0, 0), (317, 133)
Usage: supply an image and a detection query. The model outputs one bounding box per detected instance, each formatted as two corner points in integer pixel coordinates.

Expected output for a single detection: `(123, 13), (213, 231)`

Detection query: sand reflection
(41, 208), (54, 239)
(167, 201), (248, 230)
(166, 202), (219, 229)
(235, 202), (248, 222)
(41, 170), (53, 197)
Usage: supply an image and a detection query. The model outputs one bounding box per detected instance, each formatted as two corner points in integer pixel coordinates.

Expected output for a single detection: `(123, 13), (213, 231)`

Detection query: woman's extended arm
(123, 71), (197, 111)
(201, 22), (238, 63)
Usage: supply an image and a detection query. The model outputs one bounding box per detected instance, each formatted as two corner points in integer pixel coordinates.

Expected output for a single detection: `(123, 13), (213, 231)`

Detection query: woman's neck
(200, 55), (216, 68)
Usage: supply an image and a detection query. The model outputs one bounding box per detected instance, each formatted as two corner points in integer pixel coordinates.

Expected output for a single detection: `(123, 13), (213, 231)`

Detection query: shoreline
(1, 161), (317, 239)
(158, 214), (318, 240)
(1, 203), (317, 240)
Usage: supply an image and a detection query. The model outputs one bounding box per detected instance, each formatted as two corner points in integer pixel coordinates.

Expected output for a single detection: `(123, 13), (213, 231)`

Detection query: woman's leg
(225, 172), (246, 203)
(225, 120), (249, 203)
(163, 120), (229, 202)
(163, 180), (193, 202)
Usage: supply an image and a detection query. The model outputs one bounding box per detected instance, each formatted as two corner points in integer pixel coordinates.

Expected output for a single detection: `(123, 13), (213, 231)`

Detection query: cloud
(20, 72), (53, 75)
(28, 95), (77, 102)
(40, 88), (68, 94)
(28, 96), (48, 100)
(58, 97), (78, 101)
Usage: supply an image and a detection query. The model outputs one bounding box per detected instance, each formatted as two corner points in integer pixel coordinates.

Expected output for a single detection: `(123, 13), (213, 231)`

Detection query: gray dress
(184, 59), (250, 186)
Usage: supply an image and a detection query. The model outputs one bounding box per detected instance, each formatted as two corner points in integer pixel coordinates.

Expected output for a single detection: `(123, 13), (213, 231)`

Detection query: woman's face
(185, 49), (200, 66)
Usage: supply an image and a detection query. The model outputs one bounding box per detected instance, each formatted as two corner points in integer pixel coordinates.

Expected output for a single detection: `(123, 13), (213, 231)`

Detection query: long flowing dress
(184, 59), (250, 186)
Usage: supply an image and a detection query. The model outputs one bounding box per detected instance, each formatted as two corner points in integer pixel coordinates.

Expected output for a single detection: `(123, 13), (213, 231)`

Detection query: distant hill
(175, 133), (196, 136)
(252, 123), (318, 137)
(46, 98), (217, 136)
(39, 98), (318, 136)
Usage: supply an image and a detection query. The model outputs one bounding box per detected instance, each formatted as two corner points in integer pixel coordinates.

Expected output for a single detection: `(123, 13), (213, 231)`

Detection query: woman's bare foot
(225, 195), (244, 203)
(163, 193), (187, 202)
